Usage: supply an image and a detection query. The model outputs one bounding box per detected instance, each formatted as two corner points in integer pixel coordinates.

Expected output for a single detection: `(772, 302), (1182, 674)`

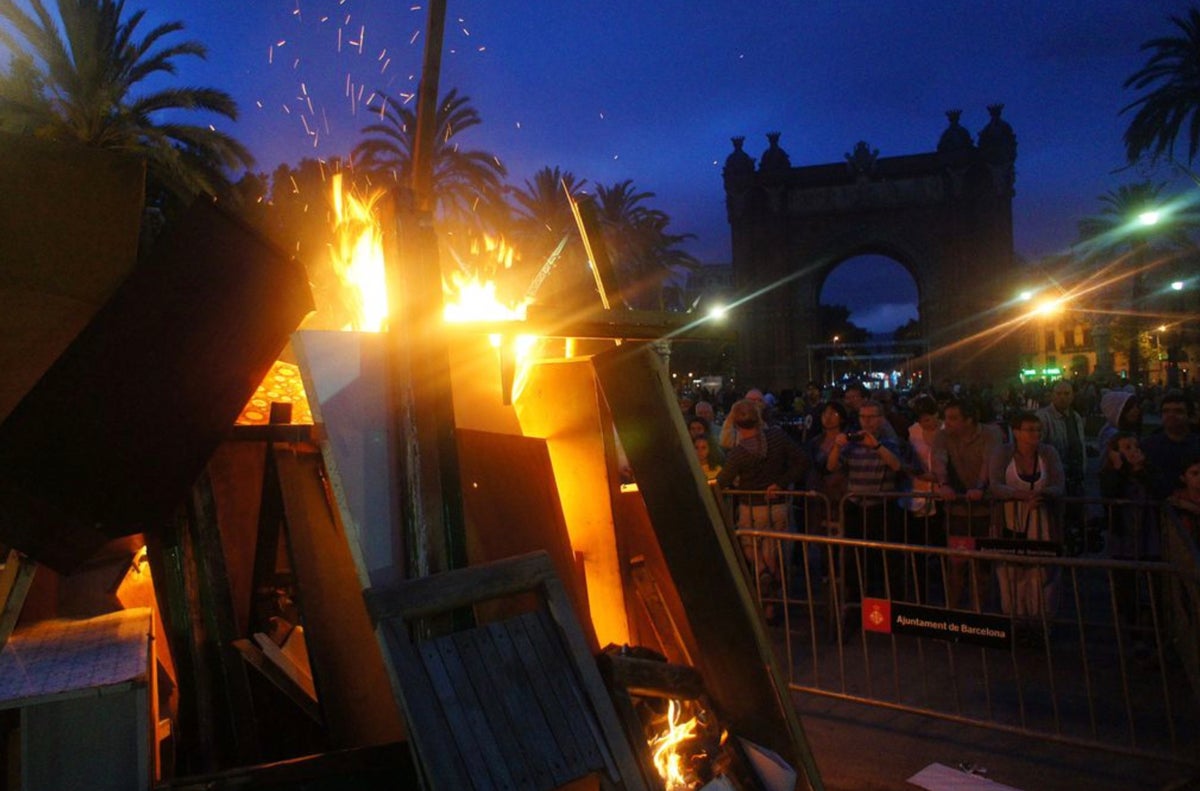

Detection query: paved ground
(796, 692), (1200, 791)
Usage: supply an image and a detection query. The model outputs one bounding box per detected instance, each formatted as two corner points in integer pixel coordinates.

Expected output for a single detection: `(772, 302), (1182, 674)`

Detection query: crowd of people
(680, 378), (1200, 626)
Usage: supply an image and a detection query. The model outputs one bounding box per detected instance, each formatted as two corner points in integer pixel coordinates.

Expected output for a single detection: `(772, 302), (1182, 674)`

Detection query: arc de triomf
(723, 106), (1019, 391)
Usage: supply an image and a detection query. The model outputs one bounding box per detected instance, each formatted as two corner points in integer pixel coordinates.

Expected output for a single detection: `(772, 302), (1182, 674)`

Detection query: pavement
(796, 692), (1200, 791)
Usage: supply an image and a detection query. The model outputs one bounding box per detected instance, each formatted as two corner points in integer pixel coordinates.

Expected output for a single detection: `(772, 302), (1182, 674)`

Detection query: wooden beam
(591, 342), (824, 791)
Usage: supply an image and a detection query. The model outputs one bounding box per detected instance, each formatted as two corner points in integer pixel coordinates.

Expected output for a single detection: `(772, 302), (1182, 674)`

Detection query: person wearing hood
(1098, 389), (1142, 452)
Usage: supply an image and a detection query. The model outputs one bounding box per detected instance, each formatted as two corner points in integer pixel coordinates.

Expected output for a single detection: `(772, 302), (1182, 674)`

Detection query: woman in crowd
(989, 411), (1065, 630)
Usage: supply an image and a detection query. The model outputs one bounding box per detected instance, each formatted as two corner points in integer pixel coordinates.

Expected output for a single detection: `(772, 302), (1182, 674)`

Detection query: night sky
(129, 0), (1187, 331)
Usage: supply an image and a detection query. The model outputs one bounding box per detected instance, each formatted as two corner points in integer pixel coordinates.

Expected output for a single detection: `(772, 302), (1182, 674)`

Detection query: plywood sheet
(291, 330), (399, 589)
(0, 200), (312, 572)
(457, 428), (597, 650)
(0, 135), (144, 424)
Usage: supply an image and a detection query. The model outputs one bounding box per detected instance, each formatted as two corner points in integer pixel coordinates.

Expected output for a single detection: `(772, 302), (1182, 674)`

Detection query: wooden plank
(449, 629), (555, 790)
(600, 655), (706, 702)
(377, 619), (471, 788)
(592, 342), (823, 791)
(509, 612), (609, 774)
(365, 552), (557, 622)
(459, 626), (567, 789)
(417, 639), (513, 790)
(524, 608), (620, 783)
(497, 618), (591, 776)
(539, 574), (645, 788)
(188, 473), (262, 766)
(0, 551), (35, 650)
(273, 444), (406, 748)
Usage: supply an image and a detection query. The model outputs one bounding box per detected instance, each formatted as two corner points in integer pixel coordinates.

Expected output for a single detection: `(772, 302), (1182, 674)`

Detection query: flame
(329, 172), (388, 331)
(442, 251), (537, 401)
(649, 699), (700, 790)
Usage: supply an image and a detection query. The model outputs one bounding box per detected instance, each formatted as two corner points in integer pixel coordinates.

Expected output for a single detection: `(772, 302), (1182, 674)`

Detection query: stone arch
(723, 108), (1017, 391)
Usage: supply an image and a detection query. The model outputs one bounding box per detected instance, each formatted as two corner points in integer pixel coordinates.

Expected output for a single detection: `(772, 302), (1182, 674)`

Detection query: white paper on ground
(908, 762), (1023, 791)
(738, 737), (798, 791)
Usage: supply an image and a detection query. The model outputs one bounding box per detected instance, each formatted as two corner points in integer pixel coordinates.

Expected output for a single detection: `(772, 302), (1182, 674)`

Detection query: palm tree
(1122, 7), (1200, 166)
(505, 166), (591, 305)
(0, 0), (252, 198)
(353, 88), (506, 227)
(595, 179), (697, 310)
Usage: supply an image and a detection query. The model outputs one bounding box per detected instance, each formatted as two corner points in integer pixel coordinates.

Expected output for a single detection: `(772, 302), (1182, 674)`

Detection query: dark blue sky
(132, 0), (1188, 330)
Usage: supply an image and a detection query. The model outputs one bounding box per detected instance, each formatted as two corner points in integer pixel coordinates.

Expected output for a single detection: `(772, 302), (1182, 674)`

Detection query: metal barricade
(722, 487), (1200, 769)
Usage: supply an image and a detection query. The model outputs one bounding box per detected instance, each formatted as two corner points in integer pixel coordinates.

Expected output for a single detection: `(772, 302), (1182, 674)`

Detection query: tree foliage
(353, 88), (507, 228)
(0, 0), (253, 198)
(1122, 7), (1200, 166)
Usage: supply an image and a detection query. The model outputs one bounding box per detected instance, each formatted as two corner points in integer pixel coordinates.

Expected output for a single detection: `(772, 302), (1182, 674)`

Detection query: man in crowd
(826, 400), (910, 612)
(1036, 380), (1089, 554)
(933, 398), (1003, 610)
(1142, 390), (1200, 500)
(717, 399), (808, 619)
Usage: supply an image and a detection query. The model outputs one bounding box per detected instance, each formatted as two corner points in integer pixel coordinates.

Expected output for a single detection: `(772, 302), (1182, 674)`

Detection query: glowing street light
(1017, 290), (1034, 302)
(707, 304), (727, 320)
(1137, 209), (1162, 227)
(1171, 280), (1184, 291)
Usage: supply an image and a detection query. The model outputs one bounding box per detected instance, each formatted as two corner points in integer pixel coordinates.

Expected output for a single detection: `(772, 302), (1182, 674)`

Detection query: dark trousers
(842, 500), (907, 602)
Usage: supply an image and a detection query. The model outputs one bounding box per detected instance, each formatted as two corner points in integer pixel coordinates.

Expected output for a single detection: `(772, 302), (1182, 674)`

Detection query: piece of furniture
(364, 551), (649, 791)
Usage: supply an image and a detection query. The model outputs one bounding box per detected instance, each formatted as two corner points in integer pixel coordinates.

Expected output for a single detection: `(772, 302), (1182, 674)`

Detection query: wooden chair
(364, 551), (650, 791)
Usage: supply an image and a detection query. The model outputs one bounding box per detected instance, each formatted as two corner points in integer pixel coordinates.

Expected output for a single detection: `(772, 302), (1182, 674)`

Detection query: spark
(255, 100), (263, 109)
(289, 175), (300, 194)
(409, 29), (421, 45)
(478, 46), (486, 52)
(381, 58), (391, 73)
(515, 121), (521, 129)
(358, 25), (365, 54)
(282, 104), (291, 114)
(268, 45), (274, 64)
(320, 16), (328, 23)
(301, 115), (312, 135)
(378, 48), (387, 61)
(345, 73), (351, 96)
(292, 58), (300, 69)
(337, 27), (342, 52)
(462, 27), (470, 36)
(322, 107), (330, 134)
(277, 39), (286, 47)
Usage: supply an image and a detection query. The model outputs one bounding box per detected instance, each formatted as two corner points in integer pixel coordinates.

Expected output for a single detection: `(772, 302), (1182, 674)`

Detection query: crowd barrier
(718, 487), (1200, 768)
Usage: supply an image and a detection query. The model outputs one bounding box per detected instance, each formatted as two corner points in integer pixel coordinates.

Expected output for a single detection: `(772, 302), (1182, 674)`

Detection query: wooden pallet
(364, 551), (649, 791)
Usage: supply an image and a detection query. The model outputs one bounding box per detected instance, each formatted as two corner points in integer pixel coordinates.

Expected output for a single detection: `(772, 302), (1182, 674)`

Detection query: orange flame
(649, 699), (700, 790)
(442, 241), (537, 401)
(329, 172), (388, 331)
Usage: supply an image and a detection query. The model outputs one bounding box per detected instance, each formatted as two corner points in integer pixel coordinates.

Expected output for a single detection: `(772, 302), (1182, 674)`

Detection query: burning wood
(646, 698), (731, 790)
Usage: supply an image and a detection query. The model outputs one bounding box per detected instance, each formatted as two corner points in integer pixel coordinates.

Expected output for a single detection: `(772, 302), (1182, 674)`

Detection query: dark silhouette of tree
(0, 0), (252, 198)
(817, 304), (870, 344)
(353, 88), (506, 228)
(893, 317), (923, 342)
(505, 166), (590, 305)
(1123, 7), (1200, 165)
(595, 179), (697, 310)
